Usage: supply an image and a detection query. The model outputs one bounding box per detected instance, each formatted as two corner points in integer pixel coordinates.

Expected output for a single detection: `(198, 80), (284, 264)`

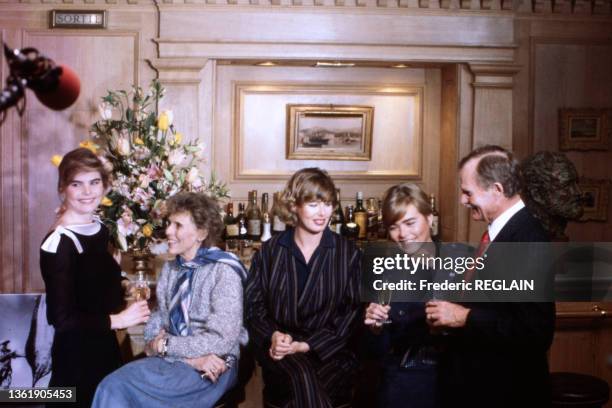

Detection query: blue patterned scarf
(168, 246), (247, 336)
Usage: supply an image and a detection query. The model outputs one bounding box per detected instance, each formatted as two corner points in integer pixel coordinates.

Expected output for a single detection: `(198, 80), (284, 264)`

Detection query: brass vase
(130, 249), (154, 278)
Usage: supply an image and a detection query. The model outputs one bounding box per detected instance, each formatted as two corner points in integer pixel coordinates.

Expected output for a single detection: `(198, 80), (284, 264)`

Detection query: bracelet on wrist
(158, 336), (168, 357)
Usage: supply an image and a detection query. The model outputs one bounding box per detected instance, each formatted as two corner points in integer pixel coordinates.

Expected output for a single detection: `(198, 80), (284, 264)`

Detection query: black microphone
(0, 43), (80, 117)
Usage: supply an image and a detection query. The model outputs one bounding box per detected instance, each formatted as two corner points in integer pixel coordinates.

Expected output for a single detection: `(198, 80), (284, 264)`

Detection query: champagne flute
(377, 277), (393, 325)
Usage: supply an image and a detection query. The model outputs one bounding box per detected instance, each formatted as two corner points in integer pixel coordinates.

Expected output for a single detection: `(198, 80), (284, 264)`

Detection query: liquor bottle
(376, 199), (387, 239)
(366, 197), (379, 241)
(260, 193), (272, 242)
(329, 189), (344, 235)
(237, 202), (248, 240)
(430, 194), (440, 240)
(271, 192), (286, 235)
(246, 190), (262, 241)
(341, 206), (359, 240)
(354, 192), (368, 240)
(223, 202), (239, 240)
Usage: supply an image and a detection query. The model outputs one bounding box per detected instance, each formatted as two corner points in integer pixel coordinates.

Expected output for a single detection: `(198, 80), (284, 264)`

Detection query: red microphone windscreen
(34, 64), (80, 110)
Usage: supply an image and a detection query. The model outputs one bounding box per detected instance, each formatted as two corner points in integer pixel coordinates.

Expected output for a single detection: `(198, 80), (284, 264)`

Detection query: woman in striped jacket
(245, 168), (362, 408)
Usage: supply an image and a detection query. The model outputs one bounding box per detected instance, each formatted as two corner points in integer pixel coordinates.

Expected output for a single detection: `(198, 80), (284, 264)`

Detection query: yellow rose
(174, 132), (183, 145)
(51, 155), (63, 167)
(134, 137), (144, 145)
(142, 224), (154, 237)
(101, 196), (113, 207)
(157, 112), (169, 131)
(79, 140), (98, 153)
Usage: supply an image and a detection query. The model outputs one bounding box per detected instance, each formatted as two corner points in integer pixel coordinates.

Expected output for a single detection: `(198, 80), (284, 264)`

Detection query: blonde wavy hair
(277, 168), (338, 226)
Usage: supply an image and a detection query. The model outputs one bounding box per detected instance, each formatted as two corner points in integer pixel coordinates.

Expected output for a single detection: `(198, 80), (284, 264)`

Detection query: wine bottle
(329, 189), (344, 235)
(366, 197), (379, 241)
(376, 199), (387, 239)
(354, 192), (368, 240)
(224, 202), (239, 240)
(261, 193), (272, 242)
(246, 190), (262, 241)
(430, 194), (440, 240)
(341, 205), (359, 240)
(271, 192), (286, 235)
(237, 202), (248, 240)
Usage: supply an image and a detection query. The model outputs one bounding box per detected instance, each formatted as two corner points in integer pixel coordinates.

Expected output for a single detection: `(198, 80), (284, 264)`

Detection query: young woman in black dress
(40, 148), (150, 407)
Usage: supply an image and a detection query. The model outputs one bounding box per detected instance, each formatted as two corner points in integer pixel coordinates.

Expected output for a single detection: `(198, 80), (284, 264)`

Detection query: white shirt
(488, 199), (525, 242)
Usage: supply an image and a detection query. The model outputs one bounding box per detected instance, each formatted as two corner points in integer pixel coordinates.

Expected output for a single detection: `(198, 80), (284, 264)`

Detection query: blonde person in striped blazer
(245, 168), (362, 408)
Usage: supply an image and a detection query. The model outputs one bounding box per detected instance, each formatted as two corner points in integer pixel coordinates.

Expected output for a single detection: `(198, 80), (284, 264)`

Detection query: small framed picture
(559, 108), (610, 151)
(286, 104), (374, 161)
(578, 178), (610, 222)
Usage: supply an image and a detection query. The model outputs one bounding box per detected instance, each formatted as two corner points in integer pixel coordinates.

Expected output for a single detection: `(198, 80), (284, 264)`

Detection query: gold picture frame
(286, 104), (374, 161)
(559, 108), (610, 151)
(578, 178), (610, 222)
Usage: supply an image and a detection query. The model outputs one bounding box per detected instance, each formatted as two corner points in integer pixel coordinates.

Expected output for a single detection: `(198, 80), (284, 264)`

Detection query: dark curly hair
(166, 192), (223, 248)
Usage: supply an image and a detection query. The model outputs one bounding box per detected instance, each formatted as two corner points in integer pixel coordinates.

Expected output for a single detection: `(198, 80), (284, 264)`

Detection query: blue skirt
(92, 357), (237, 408)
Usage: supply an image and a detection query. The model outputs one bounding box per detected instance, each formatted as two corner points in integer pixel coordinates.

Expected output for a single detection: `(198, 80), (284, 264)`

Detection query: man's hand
(425, 300), (470, 328)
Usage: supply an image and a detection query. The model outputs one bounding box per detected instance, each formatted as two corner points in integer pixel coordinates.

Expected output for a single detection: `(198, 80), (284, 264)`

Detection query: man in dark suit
(425, 145), (555, 408)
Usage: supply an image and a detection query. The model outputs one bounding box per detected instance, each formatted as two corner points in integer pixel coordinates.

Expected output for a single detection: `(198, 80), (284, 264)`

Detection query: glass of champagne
(377, 277), (393, 325)
(131, 271), (151, 302)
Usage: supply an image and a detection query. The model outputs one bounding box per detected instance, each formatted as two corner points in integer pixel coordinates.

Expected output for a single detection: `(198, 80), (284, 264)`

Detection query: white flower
(117, 217), (139, 237)
(194, 142), (206, 159)
(186, 167), (199, 184)
(98, 102), (113, 120)
(117, 137), (130, 156)
(116, 231), (128, 252)
(168, 149), (187, 167)
(163, 110), (173, 126)
(133, 146), (150, 161)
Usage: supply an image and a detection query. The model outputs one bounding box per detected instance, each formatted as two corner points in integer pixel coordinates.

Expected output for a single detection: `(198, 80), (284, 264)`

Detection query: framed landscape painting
(286, 104), (374, 161)
(559, 108), (610, 151)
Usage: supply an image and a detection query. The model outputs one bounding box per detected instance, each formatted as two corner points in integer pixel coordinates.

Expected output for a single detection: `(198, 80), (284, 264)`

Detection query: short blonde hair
(277, 168), (337, 226)
(381, 183), (431, 228)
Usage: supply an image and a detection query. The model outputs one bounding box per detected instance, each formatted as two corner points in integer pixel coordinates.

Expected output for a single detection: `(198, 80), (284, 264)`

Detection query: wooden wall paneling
(513, 19), (532, 159)
(0, 28), (27, 293)
(214, 64), (440, 204)
(149, 58), (213, 175)
(551, 302), (612, 408)
(232, 83), (424, 180)
(439, 64), (459, 241)
(23, 30), (140, 292)
(157, 7), (515, 47)
(456, 64), (474, 242)
(467, 63), (519, 242)
(423, 68), (442, 201)
(530, 37), (612, 242)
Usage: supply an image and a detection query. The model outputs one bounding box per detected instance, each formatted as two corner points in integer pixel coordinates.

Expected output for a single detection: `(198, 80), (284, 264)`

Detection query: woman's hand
(269, 331), (310, 361)
(145, 329), (166, 357)
(184, 354), (227, 383)
(110, 300), (150, 330)
(269, 331), (292, 360)
(364, 302), (391, 331)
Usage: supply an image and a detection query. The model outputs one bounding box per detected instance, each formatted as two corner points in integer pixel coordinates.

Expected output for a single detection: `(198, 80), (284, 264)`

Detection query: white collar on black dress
(41, 218), (102, 254)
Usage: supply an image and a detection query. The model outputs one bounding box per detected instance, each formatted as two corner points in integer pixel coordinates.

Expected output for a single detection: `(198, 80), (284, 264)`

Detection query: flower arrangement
(85, 80), (228, 252)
